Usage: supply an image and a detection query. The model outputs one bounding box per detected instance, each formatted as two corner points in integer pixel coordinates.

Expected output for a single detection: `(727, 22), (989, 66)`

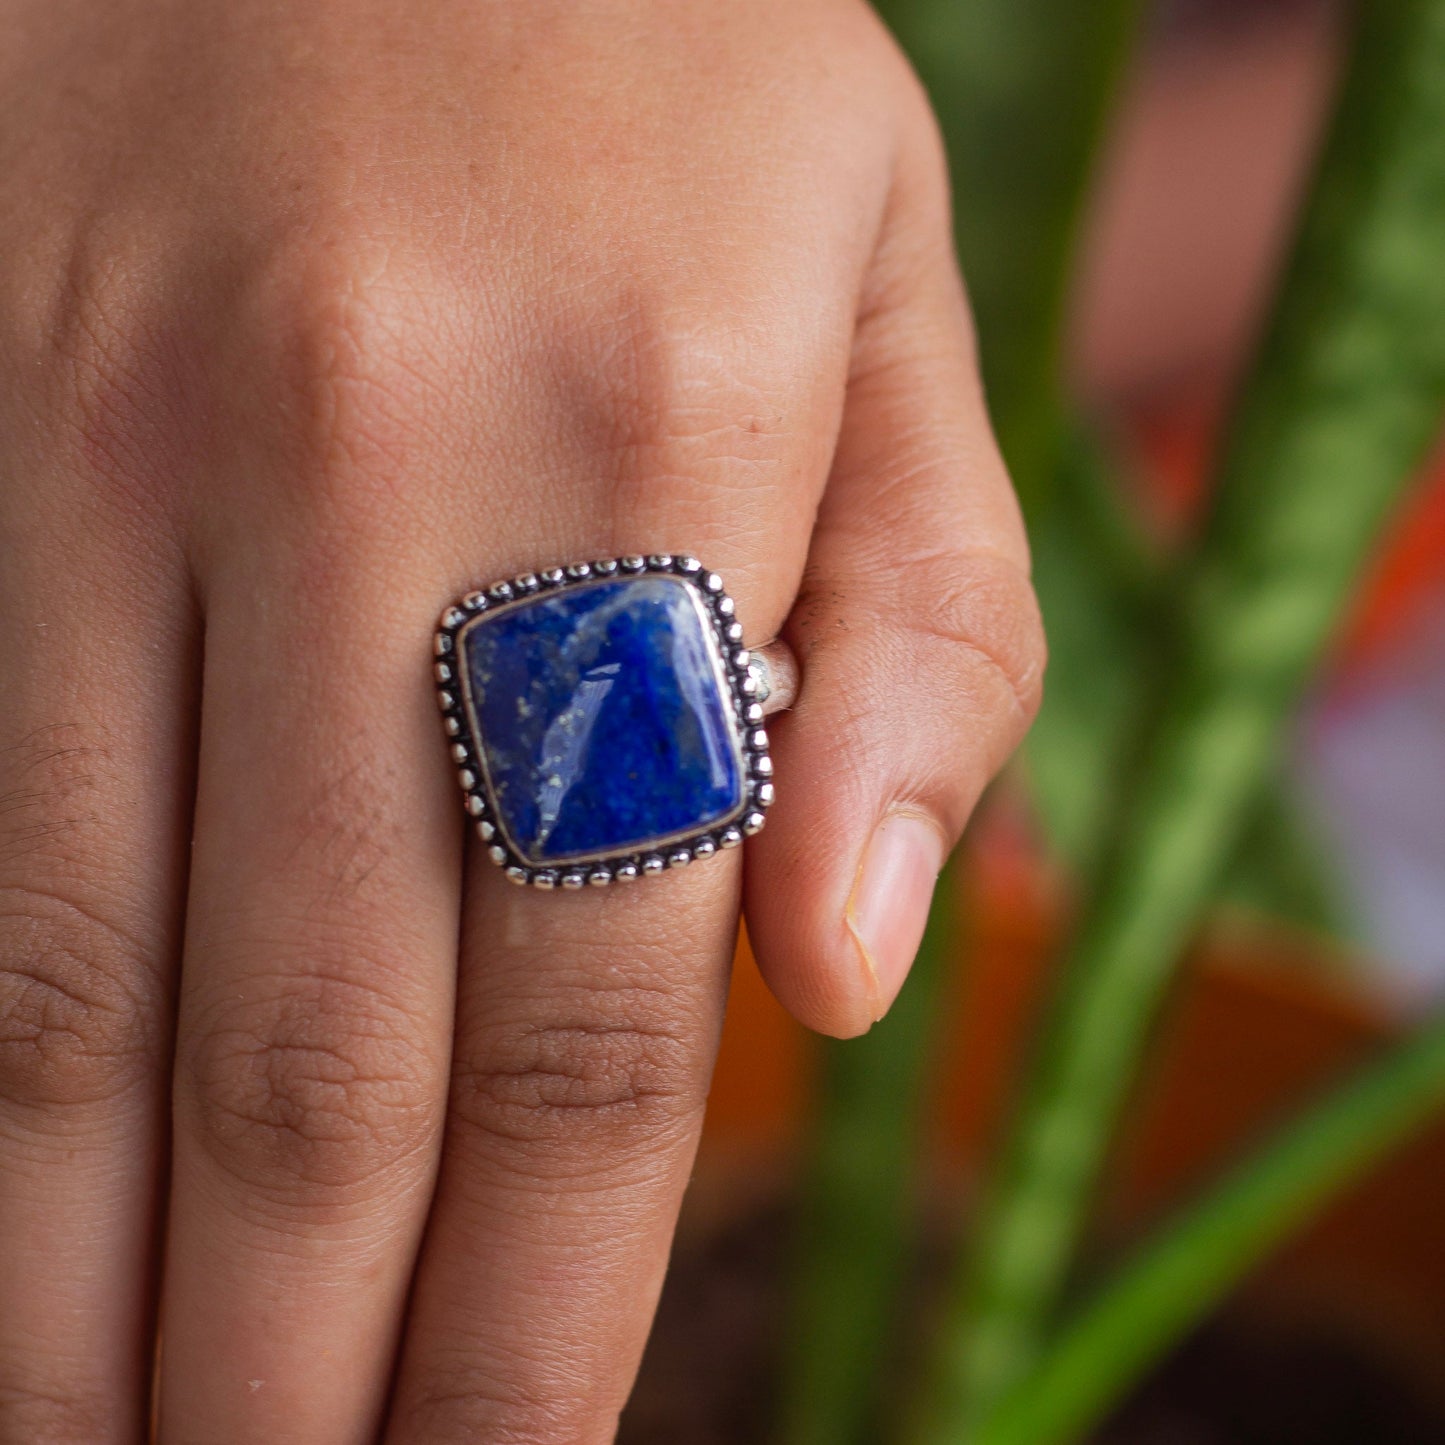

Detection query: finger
(156, 539), (462, 1443)
(745, 104), (1046, 1038)
(0, 498), (195, 1441)
(387, 863), (742, 1443)
(383, 392), (842, 1441)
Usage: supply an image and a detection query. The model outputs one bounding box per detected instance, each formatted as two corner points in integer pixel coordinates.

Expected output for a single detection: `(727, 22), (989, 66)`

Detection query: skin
(0, 1), (1044, 1441)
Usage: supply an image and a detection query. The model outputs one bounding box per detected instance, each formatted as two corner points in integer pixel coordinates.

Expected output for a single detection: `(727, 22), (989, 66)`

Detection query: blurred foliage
(1027, 426), (1353, 940)
(781, 6), (1142, 1441)
(926, 0), (1445, 1431)
(975, 1013), (1445, 1445)
(777, 889), (954, 1445)
(880, 0), (1144, 509)
(782, 2), (1445, 1443)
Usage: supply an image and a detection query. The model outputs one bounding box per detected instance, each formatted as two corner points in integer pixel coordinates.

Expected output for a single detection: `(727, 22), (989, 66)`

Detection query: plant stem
(974, 1015), (1445, 1445)
(776, 884), (952, 1445)
(913, 3), (1445, 1437)
(1028, 428), (1350, 940)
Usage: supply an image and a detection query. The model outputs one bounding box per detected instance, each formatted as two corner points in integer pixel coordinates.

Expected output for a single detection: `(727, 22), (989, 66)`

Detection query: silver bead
(458, 768), (477, 790)
(490, 581), (514, 601)
(541, 567), (565, 586)
(566, 563), (592, 580)
(718, 827), (744, 850)
(476, 819), (495, 841)
(463, 591), (487, 611)
(669, 849), (691, 868)
(740, 673), (759, 697)
(744, 702), (764, 725)
(515, 572), (539, 592)
(725, 621), (745, 643)
(615, 861), (640, 883)
(733, 649), (751, 670)
(488, 844), (507, 864)
(676, 556), (701, 574)
(561, 871), (587, 890)
(434, 632), (453, 657)
(442, 606), (468, 629)
(592, 558), (619, 575)
(716, 596), (736, 618)
(755, 782), (776, 808)
(588, 868), (612, 887)
(506, 866), (530, 886)
(642, 854), (666, 876)
(437, 690), (456, 711)
(621, 555), (646, 572)
(450, 742), (469, 764)
(465, 793), (484, 816)
(705, 572), (724, 593)
(444, 716), (461, 737)
(647, 554), (673, 570)
(693, 838), (716, 860)
(434, 662), (453, 684)
(752, 755), (774, 778)
(533, 871), (558, 890)
(743, 811), (766, 834)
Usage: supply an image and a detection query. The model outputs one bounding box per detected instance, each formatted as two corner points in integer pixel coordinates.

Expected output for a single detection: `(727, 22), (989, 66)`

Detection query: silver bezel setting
(433, 556), (773, 889)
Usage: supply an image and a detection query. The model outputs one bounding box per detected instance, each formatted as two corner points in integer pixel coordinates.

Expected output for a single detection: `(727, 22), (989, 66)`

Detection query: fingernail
(845, 811), (946, 1021)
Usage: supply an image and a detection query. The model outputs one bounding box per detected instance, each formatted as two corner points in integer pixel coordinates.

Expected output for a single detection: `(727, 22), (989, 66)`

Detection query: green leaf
(1023, 428), (1163, 863)
(1218, 779), (1353, 942)
(776, 887), (953, 1445)
(1027, 427), (1350, 940)
(975, 1015), (1445, 1445)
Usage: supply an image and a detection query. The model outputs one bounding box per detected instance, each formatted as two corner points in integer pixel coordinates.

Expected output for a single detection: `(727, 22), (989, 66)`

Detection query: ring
(433, 556), (791, 889)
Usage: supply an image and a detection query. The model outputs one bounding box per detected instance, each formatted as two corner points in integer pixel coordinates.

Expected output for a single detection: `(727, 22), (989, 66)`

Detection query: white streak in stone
(533, 662), (620, 854)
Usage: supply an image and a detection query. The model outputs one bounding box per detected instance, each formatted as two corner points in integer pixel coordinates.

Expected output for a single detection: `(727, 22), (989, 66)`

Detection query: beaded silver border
(433, 555), (774, 890)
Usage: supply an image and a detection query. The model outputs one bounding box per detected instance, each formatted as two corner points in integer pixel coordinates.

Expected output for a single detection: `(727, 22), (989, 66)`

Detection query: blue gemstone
(460, 575), (744, 864)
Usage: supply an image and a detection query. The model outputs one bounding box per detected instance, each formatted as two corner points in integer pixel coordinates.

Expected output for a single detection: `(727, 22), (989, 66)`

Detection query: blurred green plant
(780, 3), (1445, 1443)
(974, 1014), (1445, 1445)
(778, 887), (955, 1445)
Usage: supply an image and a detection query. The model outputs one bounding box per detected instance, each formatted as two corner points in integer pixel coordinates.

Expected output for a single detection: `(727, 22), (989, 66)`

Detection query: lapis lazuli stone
(460, 576), (744, 864)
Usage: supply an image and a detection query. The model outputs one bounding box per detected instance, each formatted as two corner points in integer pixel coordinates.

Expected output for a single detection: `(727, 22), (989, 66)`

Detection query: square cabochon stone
(459, 575), (745, 865)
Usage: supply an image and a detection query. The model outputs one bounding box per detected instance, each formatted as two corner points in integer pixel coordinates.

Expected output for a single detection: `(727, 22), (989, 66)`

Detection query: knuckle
(905, 550), (1047, 728)
(20, 242), (192, 530)
(452, 993), (706, 1155)
(605, 315), (752, 441)
(245, 229), (455, 506)
(181, 972), (443, 1199)
(0, 885), (161, 1112)
(41, 243), (150, 411)
(563, 304), (796, 487)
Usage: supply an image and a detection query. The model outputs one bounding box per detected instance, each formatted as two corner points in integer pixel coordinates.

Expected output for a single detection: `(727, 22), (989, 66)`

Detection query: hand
(0, 1), (1043, 1439)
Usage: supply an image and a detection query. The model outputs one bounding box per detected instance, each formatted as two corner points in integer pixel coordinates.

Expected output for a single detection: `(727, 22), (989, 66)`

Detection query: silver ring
(433, 556), (789, 889)
(748, 640), (799, 715)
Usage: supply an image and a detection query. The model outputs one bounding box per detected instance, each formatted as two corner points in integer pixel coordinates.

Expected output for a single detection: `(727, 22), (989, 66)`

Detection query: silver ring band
(749, 640), (799, 715)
